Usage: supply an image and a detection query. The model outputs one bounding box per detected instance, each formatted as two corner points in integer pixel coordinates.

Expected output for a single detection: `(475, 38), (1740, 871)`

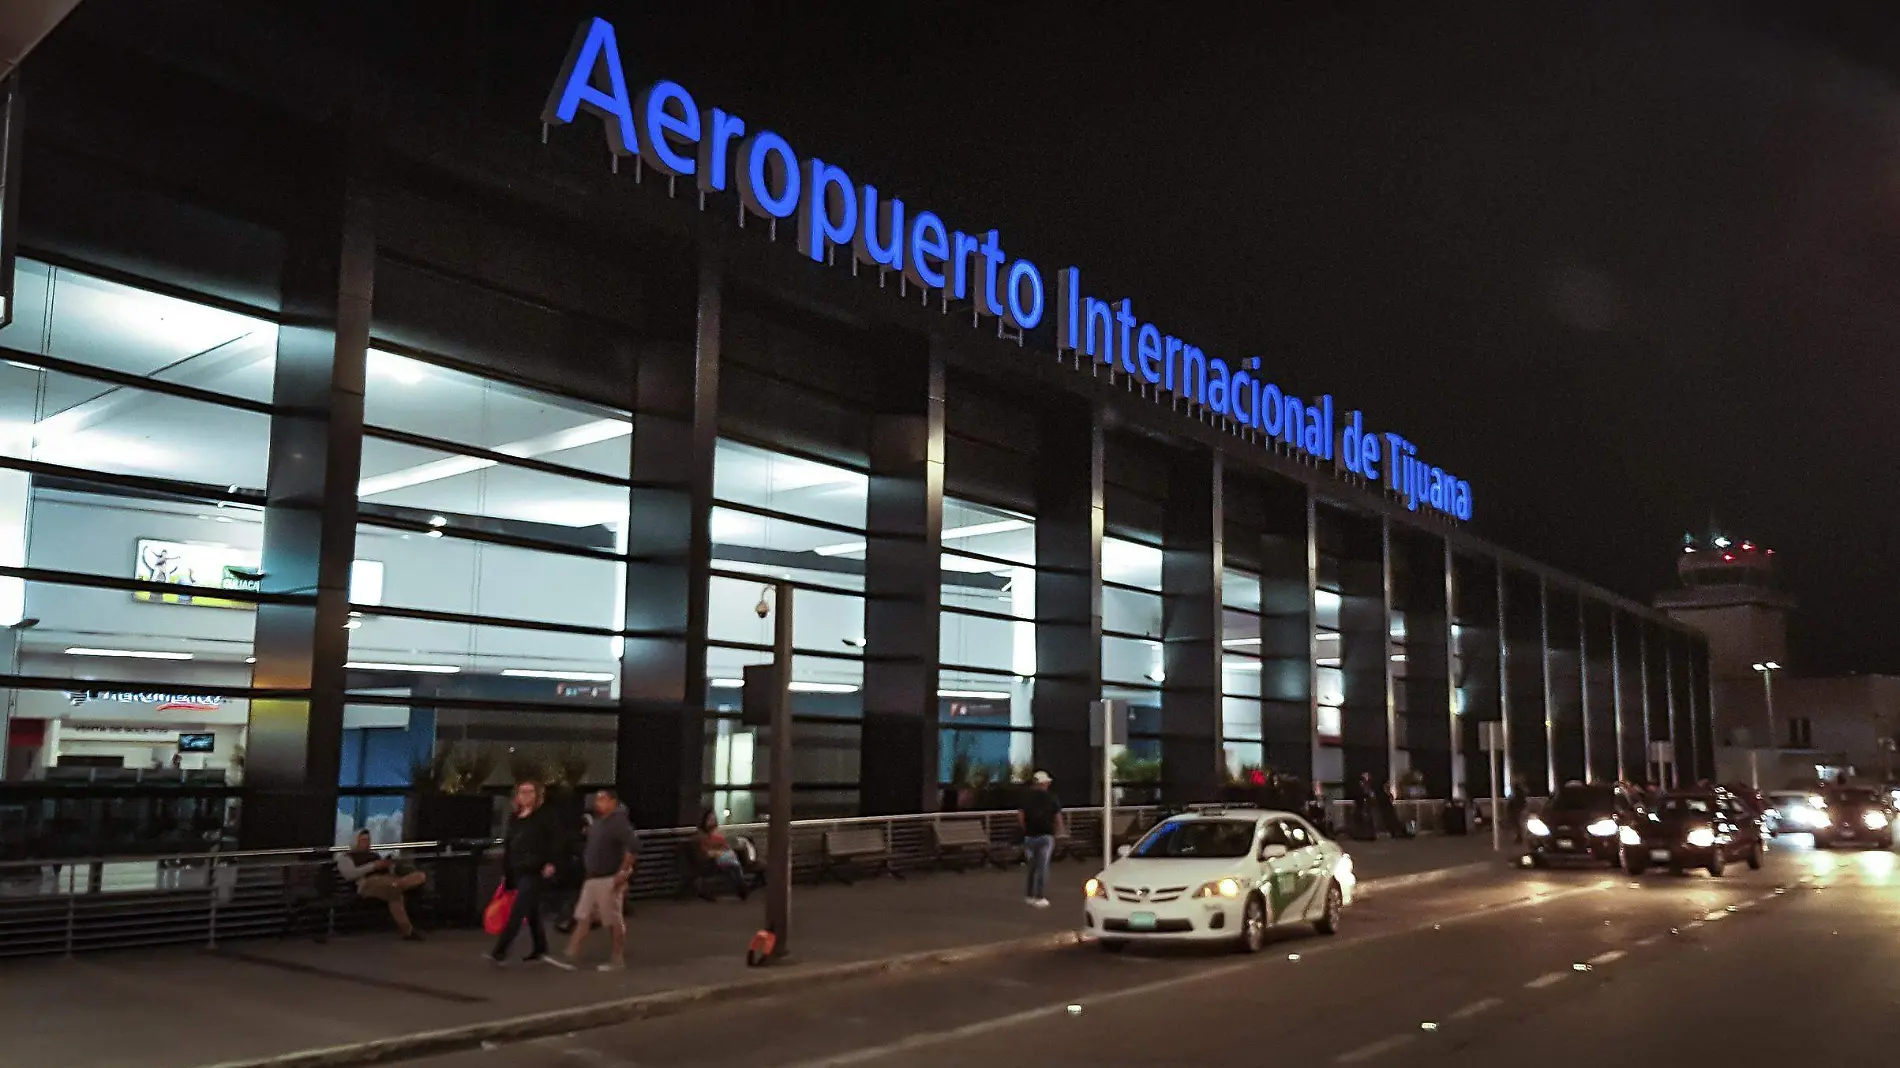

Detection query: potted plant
(1113, 750), (1163, 807)
(1399, 767), (1428, 799)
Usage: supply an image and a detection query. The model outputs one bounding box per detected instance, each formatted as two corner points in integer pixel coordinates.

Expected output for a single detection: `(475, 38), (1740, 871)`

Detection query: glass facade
(0, 16), (1715, 857)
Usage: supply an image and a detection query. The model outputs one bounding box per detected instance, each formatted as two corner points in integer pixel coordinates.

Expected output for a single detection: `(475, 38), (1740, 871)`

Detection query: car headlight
(1685, 827), (1715, 848)
(1797, 807), (1828, 828)
(1809, 795), (1826, 809)
(1864, 811), (1888, 831)
(1194, 877), (1242, 899)
(1587, 819), (1617, 838)
(1619, 825), (1642, 846)
(1526, 817), (1550, 837)
(1085, 877), (1105, 899)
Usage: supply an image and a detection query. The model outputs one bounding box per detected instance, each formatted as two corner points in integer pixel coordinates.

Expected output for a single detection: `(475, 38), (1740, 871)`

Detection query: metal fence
(0, 799), (1480, 961)
(0, 806), (1157, 961)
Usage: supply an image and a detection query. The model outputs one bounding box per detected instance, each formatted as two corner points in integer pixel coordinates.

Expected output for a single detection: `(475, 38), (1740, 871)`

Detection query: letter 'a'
(543, 18), (640, 158)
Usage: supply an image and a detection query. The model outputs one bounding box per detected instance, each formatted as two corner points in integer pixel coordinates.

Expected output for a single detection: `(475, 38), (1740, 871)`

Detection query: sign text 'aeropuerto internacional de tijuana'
(540, 17), (1474, 522)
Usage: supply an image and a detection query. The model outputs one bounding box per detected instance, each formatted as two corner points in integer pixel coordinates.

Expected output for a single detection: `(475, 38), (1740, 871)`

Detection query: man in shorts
(560, 788), (637, 971)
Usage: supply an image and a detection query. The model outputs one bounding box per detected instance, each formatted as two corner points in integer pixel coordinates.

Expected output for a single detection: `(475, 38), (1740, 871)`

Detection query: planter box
(405, 793), (496, 843)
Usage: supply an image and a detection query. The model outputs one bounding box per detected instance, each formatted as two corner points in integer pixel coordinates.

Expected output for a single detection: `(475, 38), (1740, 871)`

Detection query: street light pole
(1753, 662), (1780, 789)
(764, 583), (794, 960)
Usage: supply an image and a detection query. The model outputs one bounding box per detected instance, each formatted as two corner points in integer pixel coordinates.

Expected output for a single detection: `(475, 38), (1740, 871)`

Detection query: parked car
(1767, 790), (1826, 836)
(1626, 788), (1764, 876)
(1084, 809), (1355, 953)
(1526, 782), (1648, 869)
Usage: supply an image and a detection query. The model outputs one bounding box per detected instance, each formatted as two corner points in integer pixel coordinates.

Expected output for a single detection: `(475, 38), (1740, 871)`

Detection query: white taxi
(1083, 808), (1356, 953)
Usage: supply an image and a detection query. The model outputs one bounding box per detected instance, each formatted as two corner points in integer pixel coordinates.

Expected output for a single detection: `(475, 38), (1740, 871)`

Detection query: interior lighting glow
(345, 661), (461, 674)
(65, 647), (193, 660)
(500, 669), (616, 682)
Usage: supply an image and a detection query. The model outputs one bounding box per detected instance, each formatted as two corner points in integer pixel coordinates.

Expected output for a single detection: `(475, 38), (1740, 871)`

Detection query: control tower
(1654, 530), (1794, 781)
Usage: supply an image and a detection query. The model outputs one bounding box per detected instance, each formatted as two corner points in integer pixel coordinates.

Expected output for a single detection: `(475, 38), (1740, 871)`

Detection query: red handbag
(482, 884), (516, 936)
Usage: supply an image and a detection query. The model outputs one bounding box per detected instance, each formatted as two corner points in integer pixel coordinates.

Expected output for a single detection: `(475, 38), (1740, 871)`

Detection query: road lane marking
(766, 882), (1610, 1068)
(1684, 920), (1704, 929)
(1448, 997), (1503, 1020)
(1588, 949), (1626, 965)
(1634, 934), (1661, 947)
(1758, 892), (1779, 902)
(1525, 972), (1568, 989)
(1335, 1034), (1417, 1064)
(1703, 910), (1727, 921)
(1733, 900), (1755, 910)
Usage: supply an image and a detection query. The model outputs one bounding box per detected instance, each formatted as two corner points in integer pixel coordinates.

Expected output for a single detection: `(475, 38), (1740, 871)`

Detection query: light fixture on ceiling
(345, 661), (461, 674)
(1222, 637), (1261, 647)
(357, 418), (632, 498)
(1391, 654), (1408, 663)
(427, 515), (447, 527)
(501, 669), (616, 682)
(1146, 669), (1166, 683)
(709, 678), (743, 688)
(1317, 657), (1342, 667)
(813, 518), (1031, 558)
(938, 689), (1011, 699)
(790, 681), (858, 693)
(841, 637), (866, 648)
(244, 657), (257, 664)
(1223, 660), (1262, 671)
(66, 647), (193, 661)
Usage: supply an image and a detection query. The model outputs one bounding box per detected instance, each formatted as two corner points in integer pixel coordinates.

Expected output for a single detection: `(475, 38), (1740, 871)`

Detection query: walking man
(1019, 770), (1062, 908)
(487, 780), (565, 967)
(561, 788), (637, 971)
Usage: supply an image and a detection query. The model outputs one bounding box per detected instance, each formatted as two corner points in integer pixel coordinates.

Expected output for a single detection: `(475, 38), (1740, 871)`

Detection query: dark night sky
(543, 1), (1900, 674)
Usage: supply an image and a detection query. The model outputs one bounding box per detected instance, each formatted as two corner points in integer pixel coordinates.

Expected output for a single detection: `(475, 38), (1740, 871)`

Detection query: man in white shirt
(337, 830), (427, 940)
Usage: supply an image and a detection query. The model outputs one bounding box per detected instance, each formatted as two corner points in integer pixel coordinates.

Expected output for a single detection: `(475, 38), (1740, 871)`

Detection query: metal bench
(929, 818), (1001, 871)
(821, 826), (902, 884)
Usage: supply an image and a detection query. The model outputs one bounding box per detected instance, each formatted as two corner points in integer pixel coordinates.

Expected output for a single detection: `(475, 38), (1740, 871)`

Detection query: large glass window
(704, 440), (870, 817)
(937, 497), (1035, 786)
(0, 261), (278, 786)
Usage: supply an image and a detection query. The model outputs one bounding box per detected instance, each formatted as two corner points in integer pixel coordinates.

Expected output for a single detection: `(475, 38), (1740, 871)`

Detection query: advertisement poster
(133, 539), (384, 609)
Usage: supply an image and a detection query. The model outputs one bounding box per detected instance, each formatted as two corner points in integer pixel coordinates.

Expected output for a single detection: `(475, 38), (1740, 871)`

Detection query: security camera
(754, 590), (772, 619)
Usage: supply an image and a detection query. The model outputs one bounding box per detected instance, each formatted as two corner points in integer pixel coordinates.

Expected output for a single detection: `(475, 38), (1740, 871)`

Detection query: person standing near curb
(488, 780), (567, 967)
(1019, 770), (1062, 908)
(560, 788), (637, 971)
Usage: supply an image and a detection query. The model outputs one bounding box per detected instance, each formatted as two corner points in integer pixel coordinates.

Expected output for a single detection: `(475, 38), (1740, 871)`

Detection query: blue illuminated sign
(541, 17), (1472, 523)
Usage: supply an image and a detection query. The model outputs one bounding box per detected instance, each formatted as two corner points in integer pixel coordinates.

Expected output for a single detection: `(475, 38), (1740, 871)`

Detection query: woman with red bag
(485, 780), (568, 967)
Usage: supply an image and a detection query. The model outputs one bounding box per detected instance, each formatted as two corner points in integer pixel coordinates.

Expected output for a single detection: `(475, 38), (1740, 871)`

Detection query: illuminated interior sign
(540, 18), (1473, 523)
(133, 539), (385, 610)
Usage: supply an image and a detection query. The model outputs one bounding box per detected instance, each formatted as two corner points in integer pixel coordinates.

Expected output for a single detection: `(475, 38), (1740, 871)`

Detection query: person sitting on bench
(336, 830), (427, 940)
(694, 809), (750, 899)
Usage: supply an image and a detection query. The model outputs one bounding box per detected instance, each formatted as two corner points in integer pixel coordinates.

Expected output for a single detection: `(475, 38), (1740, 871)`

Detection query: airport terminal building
(0, 5), (1713, 848)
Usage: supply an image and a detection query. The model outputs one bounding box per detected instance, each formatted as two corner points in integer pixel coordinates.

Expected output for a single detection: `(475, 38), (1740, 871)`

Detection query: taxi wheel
(1707, 852), (1726, 878)
(1238, 895), (1268, 953)
(1624, 850), (1647, 876)
(1747, 843), (1763, 870)
(1313, 881), (1343, 937)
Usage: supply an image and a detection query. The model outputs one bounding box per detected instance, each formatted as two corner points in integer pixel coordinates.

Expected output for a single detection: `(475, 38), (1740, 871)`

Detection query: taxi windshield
(1130, 819), (1257, 859)
(1829, 787), (1881, 805)
(1661, 797), (1714, 815)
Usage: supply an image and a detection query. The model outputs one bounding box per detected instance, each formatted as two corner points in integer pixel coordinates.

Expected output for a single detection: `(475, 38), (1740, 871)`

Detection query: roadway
(409, 836), (1900, 1068)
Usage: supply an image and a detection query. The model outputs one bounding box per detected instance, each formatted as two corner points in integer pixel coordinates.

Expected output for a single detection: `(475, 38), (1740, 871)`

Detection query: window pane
(710, 507), (869, 592)
(707, 575), (865, 653)
(714, 439), (866, 529)
(942, 498), (1035, 566)
(1222, 654), (1262, 698)
(345, 613), (619, 693)
(1103, 586), (1163, 639)
(19, 483), (266, 588)
(0, 363), (272, 488)
(1222, 608), (1261, 645)
(12, 577), (257, 677)
(363, 350), (630, 476)
(1223, 696), (1263, 741)
(1103, 536), (1162, 590)
(705, 649), (864, 718)
(0, 260), (278, 404)
(939, 609), (1023, 674)
(1222, 569), (1262, 612)
(355, 525), (621, 631)
(1315, 588), (1342, 629)
(942, 559), (1030, 618)
(1317, 666), (1345, 708)
(358, 436), (628, 528)
(1103, 635), (1163, 686)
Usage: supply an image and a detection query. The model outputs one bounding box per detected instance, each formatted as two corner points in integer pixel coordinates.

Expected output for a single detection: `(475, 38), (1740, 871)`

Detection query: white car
(1083, 808), (1356, 953)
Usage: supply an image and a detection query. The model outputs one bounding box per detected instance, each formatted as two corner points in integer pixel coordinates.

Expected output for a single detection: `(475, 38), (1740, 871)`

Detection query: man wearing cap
(1019, 770), (1064, 908)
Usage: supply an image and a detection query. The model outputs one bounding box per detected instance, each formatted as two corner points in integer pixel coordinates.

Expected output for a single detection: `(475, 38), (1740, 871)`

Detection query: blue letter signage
(542, 17), (1473, 523)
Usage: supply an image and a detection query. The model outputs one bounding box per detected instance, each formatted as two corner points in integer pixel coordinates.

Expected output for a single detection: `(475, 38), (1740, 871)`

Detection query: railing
(0, 806), (1161, 961)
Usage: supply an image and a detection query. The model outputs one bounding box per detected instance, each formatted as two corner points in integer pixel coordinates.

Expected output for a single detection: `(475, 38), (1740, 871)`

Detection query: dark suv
(1527, 782), (1647, 869)
(1626, 788), (1764, 876)
(1814, 786), (1896, 850)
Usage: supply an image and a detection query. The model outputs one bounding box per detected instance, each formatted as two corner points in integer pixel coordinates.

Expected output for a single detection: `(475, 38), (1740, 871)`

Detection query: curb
(194, 860), (1499, 1068)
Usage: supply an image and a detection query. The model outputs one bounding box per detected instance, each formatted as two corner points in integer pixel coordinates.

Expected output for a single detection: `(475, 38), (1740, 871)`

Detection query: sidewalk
(5, 834), (1503, 1068)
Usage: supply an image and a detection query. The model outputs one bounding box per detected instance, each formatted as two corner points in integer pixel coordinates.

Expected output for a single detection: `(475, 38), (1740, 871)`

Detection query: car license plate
(1556, 838), (1574, 849)
(1128, 912), (1157, 931)
(1650, 849), (1669, 862)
